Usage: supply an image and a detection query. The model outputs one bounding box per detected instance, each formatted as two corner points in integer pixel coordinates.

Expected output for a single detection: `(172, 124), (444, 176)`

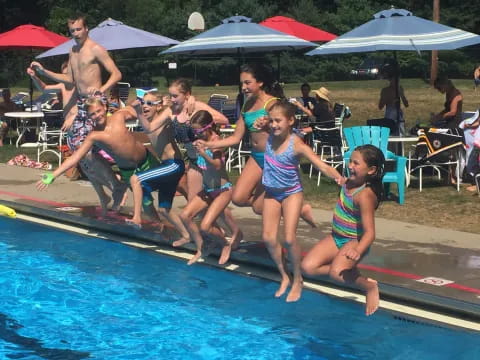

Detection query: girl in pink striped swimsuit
(262, 100), (344, 303)
(302, 144), (385, 316)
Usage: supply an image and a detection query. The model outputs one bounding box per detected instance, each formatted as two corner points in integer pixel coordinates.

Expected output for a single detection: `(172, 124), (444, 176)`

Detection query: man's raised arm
(29, 61), (74, 85)
(93, 45), (122, 94)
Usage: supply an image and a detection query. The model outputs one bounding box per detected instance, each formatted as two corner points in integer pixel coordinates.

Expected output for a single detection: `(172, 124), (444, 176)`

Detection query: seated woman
(378, 62), (409, 136)
(431, 78), (463, 129)
(294, 86), (335, 128)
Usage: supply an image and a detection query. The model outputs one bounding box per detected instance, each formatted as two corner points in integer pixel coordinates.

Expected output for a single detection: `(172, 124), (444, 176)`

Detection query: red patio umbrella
(0, 24), (69, 108)
(259, 16), (337, 42)
(0, 24), (68, 49)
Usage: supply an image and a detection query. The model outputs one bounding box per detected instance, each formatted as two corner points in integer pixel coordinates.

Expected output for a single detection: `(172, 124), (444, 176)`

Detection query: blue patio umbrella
(161, 15), (316, 55)
(307, 8), (480, 55)
(37, 18), (179, 58)
(307, 7), (480, 128)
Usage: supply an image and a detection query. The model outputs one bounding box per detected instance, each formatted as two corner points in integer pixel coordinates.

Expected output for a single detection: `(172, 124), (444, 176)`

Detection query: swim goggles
(193, 121), (214, 135)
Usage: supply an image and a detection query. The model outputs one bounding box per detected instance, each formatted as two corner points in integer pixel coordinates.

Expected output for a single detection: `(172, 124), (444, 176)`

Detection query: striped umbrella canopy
(162, 15), (316, 55)
(307, 8), (480, 55)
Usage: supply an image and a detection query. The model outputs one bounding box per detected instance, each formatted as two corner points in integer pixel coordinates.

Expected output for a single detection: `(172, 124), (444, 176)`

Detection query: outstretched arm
(36, 134), (96, 190)
(30, 61), (73, 85)
(195, 116), (246, 150)
(194, 101), (228, 125)
(295, 137), (344, 183)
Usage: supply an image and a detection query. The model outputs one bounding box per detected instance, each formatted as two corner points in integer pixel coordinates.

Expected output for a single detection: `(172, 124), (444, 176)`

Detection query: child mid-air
(180, 110), (242, 265)
(261, 100), (344, 303)
(302, 144), (385, 316)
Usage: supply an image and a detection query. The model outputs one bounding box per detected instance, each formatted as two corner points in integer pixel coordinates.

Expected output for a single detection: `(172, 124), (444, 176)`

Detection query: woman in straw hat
(293, 86), (335, 127)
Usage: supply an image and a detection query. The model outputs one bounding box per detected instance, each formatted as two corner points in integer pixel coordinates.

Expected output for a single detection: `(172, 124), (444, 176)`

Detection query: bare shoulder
(355, 186), (377, 206)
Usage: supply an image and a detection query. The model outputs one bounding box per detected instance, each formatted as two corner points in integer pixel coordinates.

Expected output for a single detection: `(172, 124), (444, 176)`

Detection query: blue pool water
(0, 217), (478, 359)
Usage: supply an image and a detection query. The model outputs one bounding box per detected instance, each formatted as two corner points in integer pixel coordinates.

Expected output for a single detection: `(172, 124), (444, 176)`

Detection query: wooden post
(430, 0), (440, 86)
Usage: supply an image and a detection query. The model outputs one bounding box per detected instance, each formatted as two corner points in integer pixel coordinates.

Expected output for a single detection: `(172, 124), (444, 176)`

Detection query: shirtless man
(29, 13), (125, 215)
(36, 97), (151, 195)
(474, 65), (480, 93)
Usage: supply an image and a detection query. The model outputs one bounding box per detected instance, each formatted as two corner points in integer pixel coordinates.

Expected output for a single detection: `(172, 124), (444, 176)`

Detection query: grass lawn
(2, 79), (480, 233)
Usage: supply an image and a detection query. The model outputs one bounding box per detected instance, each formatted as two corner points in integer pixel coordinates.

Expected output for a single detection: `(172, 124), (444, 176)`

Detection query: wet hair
(240, 63), (285, 98)
(171, 78), (192, 95)
(85, 95), (107, 109)
(381, 60), (398, 79)
(354, 144), (385, 208)
(190, 110), (217, 135)
(67, 13), (88, 28)
(269, 99), (297, 120)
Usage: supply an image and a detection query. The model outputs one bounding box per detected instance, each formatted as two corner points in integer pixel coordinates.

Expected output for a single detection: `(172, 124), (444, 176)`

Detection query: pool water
(0, 217), (478, 359)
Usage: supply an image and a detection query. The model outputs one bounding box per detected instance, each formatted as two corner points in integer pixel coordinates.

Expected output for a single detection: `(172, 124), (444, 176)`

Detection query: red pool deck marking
(0, 190), (70, 207)
(2, 189), (480, 296)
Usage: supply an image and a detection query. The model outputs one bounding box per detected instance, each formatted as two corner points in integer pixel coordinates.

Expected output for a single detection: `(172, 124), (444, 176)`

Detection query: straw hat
(312, 87), (330, 103)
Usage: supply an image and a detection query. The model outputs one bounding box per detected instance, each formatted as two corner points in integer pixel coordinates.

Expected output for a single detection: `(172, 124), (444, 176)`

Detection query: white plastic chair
(21, 122), (64, 166)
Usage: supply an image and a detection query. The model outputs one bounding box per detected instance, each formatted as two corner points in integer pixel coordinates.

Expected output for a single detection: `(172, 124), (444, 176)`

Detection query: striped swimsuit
(331, 184), (366, 249)
(262, 134), (302, 201)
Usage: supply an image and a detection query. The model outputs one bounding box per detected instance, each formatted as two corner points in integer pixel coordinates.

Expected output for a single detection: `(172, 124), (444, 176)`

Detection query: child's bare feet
(300, 203), (317, 228)
(172, 237), (190, 247)
(275, 276), (290, 298)
(365, 278), (379, 316)
(125, 218), (142, 229)
(188, 251), (202, 265)
(218, 242), (232, 265)
(286, 279), (303, 302)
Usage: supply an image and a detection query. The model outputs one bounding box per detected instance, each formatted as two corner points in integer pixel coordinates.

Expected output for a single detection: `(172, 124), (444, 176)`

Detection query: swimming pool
(0, 216), (478, 359)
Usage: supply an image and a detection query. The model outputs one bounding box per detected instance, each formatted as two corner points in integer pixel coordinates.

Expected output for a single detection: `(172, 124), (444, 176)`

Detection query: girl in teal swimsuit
(301, 145), (385, 316)
(196, 64), (316, 225)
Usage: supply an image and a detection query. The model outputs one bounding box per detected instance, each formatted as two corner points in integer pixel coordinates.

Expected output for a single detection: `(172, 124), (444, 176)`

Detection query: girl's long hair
(240, 63), (285, 99)
(355, 145), (385, 208)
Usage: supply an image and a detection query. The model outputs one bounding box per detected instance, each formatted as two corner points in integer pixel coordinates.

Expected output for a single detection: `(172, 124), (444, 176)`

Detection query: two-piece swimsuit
(197, 149), (232, 199)
(331, 184), (367, 249)
(262, 134), (303, 201)
(241, 97), (278, 168)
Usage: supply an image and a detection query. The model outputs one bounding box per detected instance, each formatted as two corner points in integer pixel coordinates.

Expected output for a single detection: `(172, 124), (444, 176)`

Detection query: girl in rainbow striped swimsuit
(302, 144), (385, 316)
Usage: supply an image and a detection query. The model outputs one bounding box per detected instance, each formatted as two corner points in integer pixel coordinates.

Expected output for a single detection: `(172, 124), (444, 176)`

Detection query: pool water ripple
(0, 217), (478, 359)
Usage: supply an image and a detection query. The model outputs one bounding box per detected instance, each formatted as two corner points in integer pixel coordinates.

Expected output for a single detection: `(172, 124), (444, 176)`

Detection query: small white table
(388, 136), (418, 157)
(4, 111), (44, 147)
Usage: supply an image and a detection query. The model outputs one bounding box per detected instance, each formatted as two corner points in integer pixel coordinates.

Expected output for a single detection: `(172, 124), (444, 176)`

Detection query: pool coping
(2, 199), (480, 332)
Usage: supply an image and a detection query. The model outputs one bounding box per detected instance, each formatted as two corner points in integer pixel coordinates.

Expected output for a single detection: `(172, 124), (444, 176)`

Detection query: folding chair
(310, 126), (344, 185)
(117, 82), (131, 103)
(207, 94), (229, 113)
(408, 128), (464, 192)
(21, 122), (64, 166)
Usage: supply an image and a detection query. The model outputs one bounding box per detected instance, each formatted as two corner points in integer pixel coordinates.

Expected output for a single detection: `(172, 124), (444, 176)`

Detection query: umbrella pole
(394, 51), (401, 132)
(29, 48), (34, 111)
(276, 53), (280, 81)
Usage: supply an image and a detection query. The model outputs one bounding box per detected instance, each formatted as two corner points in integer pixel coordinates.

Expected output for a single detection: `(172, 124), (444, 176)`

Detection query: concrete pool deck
(1, 164), (479, 325)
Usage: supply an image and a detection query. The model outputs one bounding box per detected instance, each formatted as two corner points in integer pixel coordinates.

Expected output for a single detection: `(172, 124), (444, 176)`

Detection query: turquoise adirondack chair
(343, 126), (407, 204)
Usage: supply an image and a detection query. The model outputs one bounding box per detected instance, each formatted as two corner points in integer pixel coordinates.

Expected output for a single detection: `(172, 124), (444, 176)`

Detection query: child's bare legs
(262, 196), (290, 298)
(173, 167), (203, 247)
(179, 195), (208, 265)
(329, 241), (379, 316)
(198, 189), (234, 265)
(128, 174), (143, 226)
(157, 206), (190, 248)
(301, 235), (338, 276)
(232, 158), (263, 209)
(219, 207), (243, 250)
(282, 192), (304, 302)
